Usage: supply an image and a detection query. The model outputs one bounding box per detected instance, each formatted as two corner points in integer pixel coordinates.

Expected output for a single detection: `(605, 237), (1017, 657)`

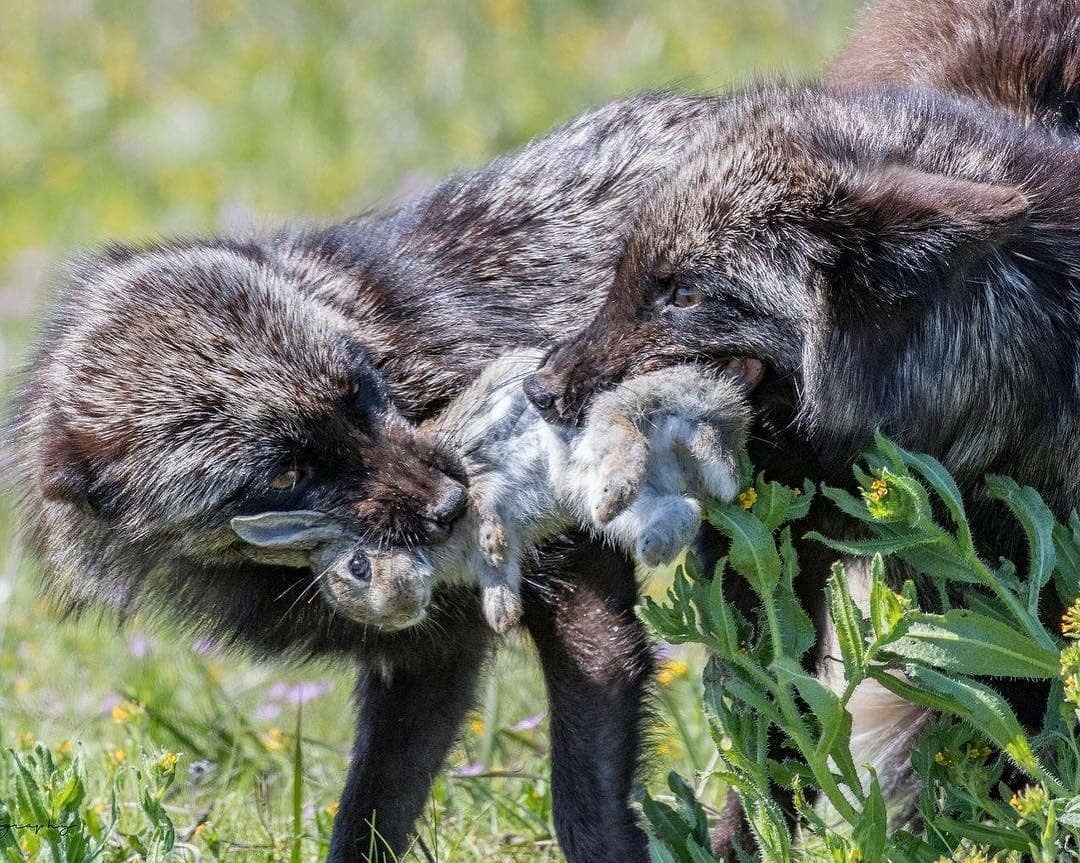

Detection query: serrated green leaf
(642, 796), (693, 862)
(904, 666), (1044, 779)
(898, 448), (972, 551)
(54, 768), (84, 814)
(772, 657), (848, 762)
(867, 668), (957, 715)
(884, 609), (1058, 679)
(826, 562), (867, 681)
(869, 554), (906, 643)
(820, 484), (879, 524)
(774, 582), (817, 662)
(683, 550), (703, 581)
(707, 504), (781, 599)
(785, 481), (816, 522)
(11, 753), (50, 826)
(648, 837), (680, 863)
(0, 800), (26, 861)
(986, 474), (1056, 614)
(872, 431), (907, 472)
(805, 531), (939, 558)
(895, 541), (982, 584)
(685, 840), (718, 863)
(1053, 520), (1080, 605)
(705, 658), (784, 729)
(668, 772), (710, 849)
(754, 480), (796, 531)
(743, 791), (792, 863)
(853, 771), (887, 863)
(930, 815), (1029, 852)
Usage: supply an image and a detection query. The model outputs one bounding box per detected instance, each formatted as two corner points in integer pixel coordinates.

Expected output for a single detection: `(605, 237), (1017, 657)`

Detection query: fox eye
(269, 468), (305, 491)
(670, 285), (705, 308)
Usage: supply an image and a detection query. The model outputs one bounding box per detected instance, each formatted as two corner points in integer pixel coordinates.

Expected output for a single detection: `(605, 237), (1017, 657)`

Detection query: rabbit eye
(348, 554), (372, 581)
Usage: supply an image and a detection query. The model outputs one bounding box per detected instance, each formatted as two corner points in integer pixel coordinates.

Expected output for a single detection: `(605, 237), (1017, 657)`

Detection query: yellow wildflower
(964, 743), (992, 760)
(657, 659), (689, 686)
(1066, 674), (1080, 707)
(1063, 598), (1080, 638)
(469, 718), (485, 736)
(107, 748), (127, 769)
(111, 700), (144, 724)
(1061, 643), (1080, 675)
(155, 751), (179, 775)
(17, 731), (35, 750)
(1009, 784), (1048, 819)
(193, 823), (207, 838)
(864, 478), (890, 509)
(55, 739), (75, 758)
(860, 469), (925, 524)
(737, 488), (758, 510)
(13, 678), (29, 697)
(325, 802), (340, 817)
(262, 728), (286, 751)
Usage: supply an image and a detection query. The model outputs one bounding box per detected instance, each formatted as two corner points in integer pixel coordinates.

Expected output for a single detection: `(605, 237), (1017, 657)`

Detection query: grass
(0, 1), (858, 859)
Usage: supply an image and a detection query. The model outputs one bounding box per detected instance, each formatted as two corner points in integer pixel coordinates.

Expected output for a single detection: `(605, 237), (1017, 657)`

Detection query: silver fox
(233, 352), (748, 634)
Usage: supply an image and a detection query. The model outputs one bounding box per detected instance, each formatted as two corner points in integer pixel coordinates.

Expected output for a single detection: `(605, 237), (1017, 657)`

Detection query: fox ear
(39, 422), (97, 512)
(830, 165), (1029, 309)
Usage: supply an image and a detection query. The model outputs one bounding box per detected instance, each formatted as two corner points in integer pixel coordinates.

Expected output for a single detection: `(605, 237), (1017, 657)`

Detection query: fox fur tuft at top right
(830, 0), (1080, 135)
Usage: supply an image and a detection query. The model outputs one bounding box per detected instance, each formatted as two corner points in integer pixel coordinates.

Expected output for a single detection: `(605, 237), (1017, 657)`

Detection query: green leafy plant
(0, 740), (177, 862)
(640, 434), (1080, 862)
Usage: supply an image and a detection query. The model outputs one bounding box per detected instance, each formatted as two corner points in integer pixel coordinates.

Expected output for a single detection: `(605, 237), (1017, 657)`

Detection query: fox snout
(526, 296), (644, 422)
(524, 344), (619, 424)
(523, 372), (561, 417)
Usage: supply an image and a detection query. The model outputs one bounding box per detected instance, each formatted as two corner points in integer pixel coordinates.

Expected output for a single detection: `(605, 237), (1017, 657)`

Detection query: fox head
(525, 87), (1034, 476)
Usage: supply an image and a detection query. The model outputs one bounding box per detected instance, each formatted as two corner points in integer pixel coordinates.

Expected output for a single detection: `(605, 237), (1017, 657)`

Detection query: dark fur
(532, 6), (1080, 536)
(830, 0), (1080, 136)
(6, 93), (723, 862)
(528, 61), (1080, 856)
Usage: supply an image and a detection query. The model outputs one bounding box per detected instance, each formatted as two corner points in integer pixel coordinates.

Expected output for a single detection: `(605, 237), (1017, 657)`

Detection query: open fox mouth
(718, 356), (765, 391)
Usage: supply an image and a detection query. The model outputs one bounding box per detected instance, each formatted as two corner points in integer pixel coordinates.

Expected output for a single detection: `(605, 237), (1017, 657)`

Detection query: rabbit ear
(230, 511), (349, 550)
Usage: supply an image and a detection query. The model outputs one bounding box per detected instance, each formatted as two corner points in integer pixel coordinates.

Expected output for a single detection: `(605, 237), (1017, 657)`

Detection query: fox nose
(523, 374), (556, 412)
(430, 481), (468, 526)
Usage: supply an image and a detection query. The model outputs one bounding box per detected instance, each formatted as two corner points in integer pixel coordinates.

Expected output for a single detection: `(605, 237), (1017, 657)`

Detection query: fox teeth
(720, 356), (764, 391)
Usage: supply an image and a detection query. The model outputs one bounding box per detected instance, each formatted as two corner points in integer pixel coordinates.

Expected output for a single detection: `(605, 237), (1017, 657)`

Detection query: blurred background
(0, 2), (857, 859)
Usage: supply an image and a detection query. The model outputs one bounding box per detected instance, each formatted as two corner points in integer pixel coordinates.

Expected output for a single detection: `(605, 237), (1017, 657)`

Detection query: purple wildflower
(128, 632), (152, 658)
(511, 712), (546, 732)
(254, 703), (282, 722)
